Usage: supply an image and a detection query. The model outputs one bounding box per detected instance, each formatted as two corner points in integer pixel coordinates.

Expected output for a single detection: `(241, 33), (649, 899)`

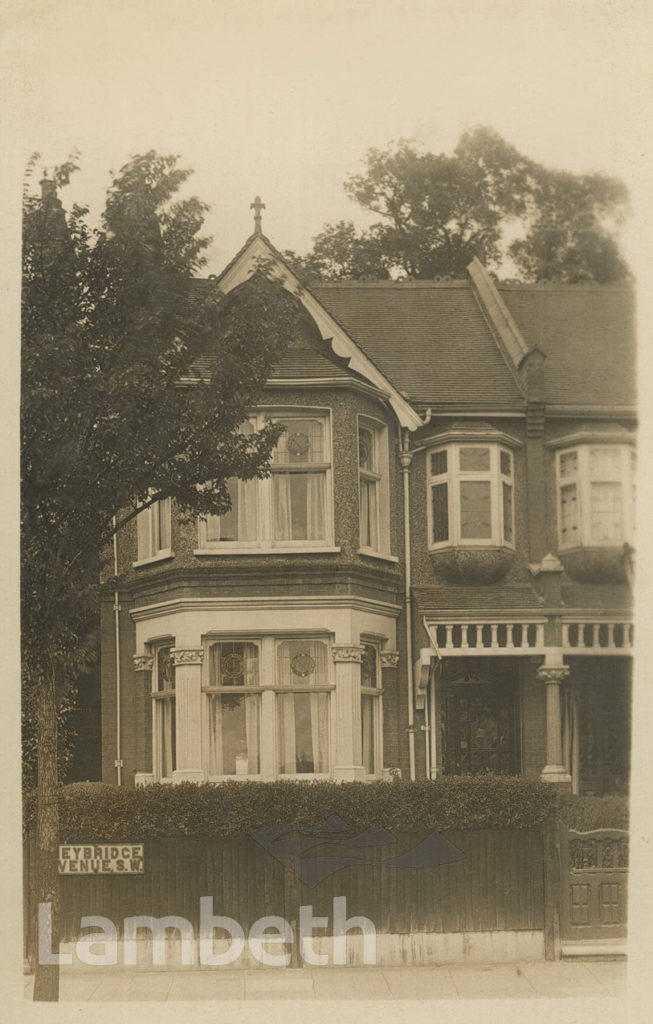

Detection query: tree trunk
(32, 666), (61, 1001)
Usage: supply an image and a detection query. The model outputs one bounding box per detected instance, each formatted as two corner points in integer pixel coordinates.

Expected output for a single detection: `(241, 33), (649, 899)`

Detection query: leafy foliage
(287, 127), (629, 283)
(22, 152), (301, 714)
(556, 795), (629, 831)
(24, 776), (558, 839)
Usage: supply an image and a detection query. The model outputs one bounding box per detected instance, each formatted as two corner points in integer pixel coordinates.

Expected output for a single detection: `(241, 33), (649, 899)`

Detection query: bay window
(557, 444), (635, 549)
(203, 635), (333, 779)
(428, 443), (515, 549)
(153, 645), (176, 779)
(197, 410), (333, 552)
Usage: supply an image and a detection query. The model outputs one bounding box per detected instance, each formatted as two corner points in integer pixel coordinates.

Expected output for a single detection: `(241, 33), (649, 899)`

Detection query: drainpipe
(112, 517), (122, 786)
(399, 429), (416, 780)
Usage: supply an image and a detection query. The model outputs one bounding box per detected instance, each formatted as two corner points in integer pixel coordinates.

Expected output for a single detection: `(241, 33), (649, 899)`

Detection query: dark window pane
(431, 482), (449, 543)
(502, 482), (513, 543)
(500, 450), (512, 477)
(430, 450), (447, 476)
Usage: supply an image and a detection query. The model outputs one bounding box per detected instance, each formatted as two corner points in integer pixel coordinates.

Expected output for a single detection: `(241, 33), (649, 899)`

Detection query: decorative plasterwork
(171, 647), (204, 667)
(331, 645), (364, 663)
(379, 650), (400, 669)
(536, 666), (570, 685)
(133, 654), (154, 672)
(214, 233), (422, 430)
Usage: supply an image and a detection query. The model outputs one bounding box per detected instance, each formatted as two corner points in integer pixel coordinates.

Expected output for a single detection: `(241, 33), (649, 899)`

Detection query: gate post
(543, 816), (562, 960)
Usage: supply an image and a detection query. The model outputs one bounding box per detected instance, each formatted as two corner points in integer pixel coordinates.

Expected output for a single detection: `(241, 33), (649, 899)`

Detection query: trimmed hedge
(24, 775), (556, 840)
(556, 794), (629, 831)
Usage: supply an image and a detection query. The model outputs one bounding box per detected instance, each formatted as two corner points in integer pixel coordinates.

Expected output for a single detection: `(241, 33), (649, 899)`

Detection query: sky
(3, 0), (652, 275)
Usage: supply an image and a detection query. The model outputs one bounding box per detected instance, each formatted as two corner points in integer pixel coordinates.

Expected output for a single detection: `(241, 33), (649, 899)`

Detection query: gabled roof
(204, 226), (636, 418)
(312, 280), (526, 411)
(500, 284), (636, 409)
(213, 232), (423, 428)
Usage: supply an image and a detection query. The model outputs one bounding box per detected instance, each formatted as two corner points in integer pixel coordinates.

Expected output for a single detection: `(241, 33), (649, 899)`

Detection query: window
(152, 645), (176, 779)
(203, 636), (333, 779)
(136, 497), (172, 562)
(197, 410), (333, 552)
(276, 640), (330, 774)
(428, 443), (515, 549)
(358, 419), (390, 555)
(361, 643), (381, 776)
(206, 642), (261, 775)
(556, 445), (635, 550)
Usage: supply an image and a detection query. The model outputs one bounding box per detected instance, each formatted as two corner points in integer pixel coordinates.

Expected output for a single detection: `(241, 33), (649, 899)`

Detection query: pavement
(23, 959), (627, 1001)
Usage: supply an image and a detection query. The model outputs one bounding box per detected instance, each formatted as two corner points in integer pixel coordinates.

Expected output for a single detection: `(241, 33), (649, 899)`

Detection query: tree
(288, 127), (629, 282)
(22, 152), (300, 999)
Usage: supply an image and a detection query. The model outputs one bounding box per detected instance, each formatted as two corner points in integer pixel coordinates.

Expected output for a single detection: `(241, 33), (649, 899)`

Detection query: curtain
(157, 498), (171, 549)
(137, 507), (150, 559)
(361, 695), (374, 774)
(273, 472), (325, 541)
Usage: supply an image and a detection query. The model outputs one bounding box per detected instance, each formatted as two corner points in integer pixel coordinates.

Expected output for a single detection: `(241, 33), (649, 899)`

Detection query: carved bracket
(171, 647), (204, 667)
(133, 654), (154, 672)
(331, 646), (363, 663)
(380, 650), (400, 669)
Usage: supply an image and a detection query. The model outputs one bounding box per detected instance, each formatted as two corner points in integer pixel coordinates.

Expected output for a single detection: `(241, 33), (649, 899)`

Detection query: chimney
(40, 172), (57, 204)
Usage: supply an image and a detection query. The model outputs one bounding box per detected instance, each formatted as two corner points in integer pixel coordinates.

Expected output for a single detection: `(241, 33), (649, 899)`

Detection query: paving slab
(84, 973), (175, 1001)
(167, 974), (246, 1000)
(312, 967), (393, 1000)
(381, 966), (459, 999)
(245, 972), (316, 1000)
(517, 961), (606, 998)
(448, 964), (536, 999)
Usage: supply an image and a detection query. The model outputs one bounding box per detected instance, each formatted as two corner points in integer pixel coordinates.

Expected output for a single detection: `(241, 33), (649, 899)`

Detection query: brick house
(101, 210), (635, 796)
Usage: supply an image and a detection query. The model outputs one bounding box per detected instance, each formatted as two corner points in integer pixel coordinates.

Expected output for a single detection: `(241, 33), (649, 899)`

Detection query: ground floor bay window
(203, 636), (333, 779)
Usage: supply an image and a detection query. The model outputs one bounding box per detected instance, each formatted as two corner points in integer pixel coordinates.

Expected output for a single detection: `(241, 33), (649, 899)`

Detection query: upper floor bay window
(197, 410), (334, 553)
(557, 445), (635, 550)
(135, 496), (172, 564)
(358, 417), (391, 557)
(428, 443), (515, 549)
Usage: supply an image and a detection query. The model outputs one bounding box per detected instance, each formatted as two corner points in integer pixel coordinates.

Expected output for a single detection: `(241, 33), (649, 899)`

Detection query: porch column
(133, 654), (154, 785)
(538, 660), (572, 785)
(171, 647), (205, 783)
(332, 645), (365, 782)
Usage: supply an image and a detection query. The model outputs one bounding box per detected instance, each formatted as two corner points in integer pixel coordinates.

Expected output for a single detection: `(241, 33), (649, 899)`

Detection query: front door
(443, 673), (520, 775)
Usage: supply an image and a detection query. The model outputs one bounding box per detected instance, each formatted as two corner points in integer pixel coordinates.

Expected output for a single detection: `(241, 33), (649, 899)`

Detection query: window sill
(358, 548), (399, 563)
(193, 546), (341, 556)
(132, 549), (174, 568)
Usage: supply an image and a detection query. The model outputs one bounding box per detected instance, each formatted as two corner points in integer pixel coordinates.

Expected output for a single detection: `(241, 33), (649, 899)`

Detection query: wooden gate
(559, 826), (628, 947)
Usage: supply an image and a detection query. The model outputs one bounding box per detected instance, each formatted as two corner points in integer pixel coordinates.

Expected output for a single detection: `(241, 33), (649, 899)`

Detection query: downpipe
(399, 429), (416, 780)
(112, 518), (122, 786)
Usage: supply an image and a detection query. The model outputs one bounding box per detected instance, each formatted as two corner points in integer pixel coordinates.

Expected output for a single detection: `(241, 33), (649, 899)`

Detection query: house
(100, 203), (635, 796)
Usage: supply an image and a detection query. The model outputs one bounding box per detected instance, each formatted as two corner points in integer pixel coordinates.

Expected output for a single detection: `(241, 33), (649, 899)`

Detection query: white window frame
(196, 408), (338, 555)
(357, 415), (393, 560)
(202, 634), (335, 781)
(360, 641), (382, 778)
(151, 642), (176, 782)
(556, 444), (635, 550)
(427, 442), (515, 550)
(134, 496), (173, 566)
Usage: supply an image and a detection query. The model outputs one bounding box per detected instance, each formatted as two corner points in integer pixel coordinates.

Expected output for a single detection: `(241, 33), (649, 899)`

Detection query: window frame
(360, 641), (383, 778)
(196, 408), (337, 555)
(427, 442), (515, 551)
(134, 496), (173, 566)
(556, 443), (635, 551)
(357, 415), (392, 559)
(151, 642), (176, 782)
(202, 634), (336, 781)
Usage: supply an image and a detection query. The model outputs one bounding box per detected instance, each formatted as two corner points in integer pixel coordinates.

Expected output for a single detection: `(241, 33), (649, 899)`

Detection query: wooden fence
(25, 829), (545, 943)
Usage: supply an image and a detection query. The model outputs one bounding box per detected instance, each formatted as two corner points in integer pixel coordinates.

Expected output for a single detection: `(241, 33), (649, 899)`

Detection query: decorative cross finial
(250, 195), (265, 235)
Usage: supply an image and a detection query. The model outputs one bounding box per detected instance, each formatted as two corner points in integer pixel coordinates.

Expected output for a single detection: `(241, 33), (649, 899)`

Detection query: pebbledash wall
(100, 229), (635, 798)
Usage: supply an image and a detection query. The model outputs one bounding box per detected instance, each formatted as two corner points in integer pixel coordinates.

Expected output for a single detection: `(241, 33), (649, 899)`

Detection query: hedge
(24, 775), (556, 840)
(556, 794), (629, 831)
